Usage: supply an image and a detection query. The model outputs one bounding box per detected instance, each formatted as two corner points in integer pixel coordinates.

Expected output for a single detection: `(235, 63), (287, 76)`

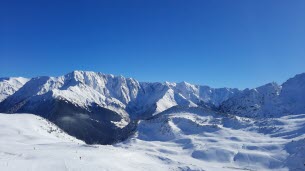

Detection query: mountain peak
(282, 72), (305, 87)
(0, 77), (29, 102)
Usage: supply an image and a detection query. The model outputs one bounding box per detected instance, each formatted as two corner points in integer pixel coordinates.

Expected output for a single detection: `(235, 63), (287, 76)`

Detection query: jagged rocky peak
(199, 86), (241, 107)
(219, 82), (281, 117)
(280, 73), (305, 114)
(0, 77), (29, 102)
(255, 82), (281, 95)
(63, 72), (242, 117)
(173, 81), (200, 100)
(164, 81), (240, 107)
(220, 73), (305, 117)
(281, 73), (305, 94)
(62, 70), (140, 105)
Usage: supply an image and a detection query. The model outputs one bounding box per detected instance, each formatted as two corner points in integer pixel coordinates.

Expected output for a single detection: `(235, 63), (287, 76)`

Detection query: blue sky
(0, 0), (304, 89)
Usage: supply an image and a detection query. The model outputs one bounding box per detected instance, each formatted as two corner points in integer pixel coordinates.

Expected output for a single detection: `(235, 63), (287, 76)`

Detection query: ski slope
(0, 114), (169, 171)
(1, 112), (305, 171)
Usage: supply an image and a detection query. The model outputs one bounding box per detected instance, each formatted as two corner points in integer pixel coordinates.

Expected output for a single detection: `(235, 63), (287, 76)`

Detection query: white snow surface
(0, 113), (167, 171)
(1, 111), (305, 171)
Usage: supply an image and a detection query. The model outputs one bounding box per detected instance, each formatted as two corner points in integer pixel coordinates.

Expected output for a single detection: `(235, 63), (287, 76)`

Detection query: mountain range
(0, 71), (304, 144)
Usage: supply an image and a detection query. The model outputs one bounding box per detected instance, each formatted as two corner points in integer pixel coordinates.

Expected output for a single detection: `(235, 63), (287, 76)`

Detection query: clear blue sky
(1, 0), (304, 89)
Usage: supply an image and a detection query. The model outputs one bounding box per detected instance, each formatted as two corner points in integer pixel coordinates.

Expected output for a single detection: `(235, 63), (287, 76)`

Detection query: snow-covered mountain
(0, 71), (141, 144)
(220, 73), (305, 118)
(0, 71), (241, 144)
(0, 71), (304, 145)
(1, 71), (305, 170)
(0, 71), (240, 117)
(0, 77), (28, 102)
(280, 73), (305, 114)
(219, 82), (282, 117)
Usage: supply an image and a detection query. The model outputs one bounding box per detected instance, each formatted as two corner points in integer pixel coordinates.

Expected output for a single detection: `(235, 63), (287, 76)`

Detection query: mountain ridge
(0, 70), (304, 144)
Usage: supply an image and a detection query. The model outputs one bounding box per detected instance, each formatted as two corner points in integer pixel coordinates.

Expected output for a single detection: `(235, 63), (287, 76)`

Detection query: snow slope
(0, 113), (170, 171)
(120, 107), (305, 171)
(2, 110), (305, 171)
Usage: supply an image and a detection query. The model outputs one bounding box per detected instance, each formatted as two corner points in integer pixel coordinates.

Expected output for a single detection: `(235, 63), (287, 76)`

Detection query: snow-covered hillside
(121, 107), (305, 171)
(1, 111), (305, 171)
(0, 113), (170, 171)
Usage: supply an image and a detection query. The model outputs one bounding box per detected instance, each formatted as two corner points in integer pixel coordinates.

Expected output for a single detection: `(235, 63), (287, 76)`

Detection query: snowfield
(0, 114), (168, 171)
(1, 112), (305, 171)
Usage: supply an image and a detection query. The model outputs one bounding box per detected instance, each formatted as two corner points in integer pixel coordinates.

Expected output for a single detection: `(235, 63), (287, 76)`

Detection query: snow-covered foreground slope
(117, 108), (305, 171)
(0, 113), (172, 171)
(1, 111), (305, 171)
